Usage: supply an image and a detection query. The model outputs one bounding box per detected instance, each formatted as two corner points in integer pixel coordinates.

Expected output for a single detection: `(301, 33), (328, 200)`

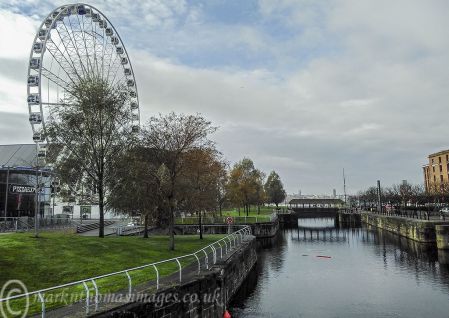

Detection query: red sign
(226, 216), (234, 224)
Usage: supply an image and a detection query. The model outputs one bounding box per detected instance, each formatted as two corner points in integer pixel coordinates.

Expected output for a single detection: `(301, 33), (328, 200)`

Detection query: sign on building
(9, 185), (36, 194)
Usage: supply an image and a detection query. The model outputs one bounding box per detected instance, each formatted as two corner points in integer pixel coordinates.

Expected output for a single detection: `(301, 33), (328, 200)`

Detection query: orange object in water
(223, 310), (232, 318)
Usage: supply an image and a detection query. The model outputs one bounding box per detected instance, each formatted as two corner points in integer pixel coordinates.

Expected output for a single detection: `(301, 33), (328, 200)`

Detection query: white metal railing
(0, 225), (252, 317)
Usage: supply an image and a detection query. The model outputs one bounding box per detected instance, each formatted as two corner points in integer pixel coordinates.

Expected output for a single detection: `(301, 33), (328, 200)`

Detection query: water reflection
(230, 218), (449, 318)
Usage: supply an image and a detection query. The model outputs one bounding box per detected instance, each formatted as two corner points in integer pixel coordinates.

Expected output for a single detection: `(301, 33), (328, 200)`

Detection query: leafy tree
(227, 158), (264, 216)
(264, 171), (286, 208)
(46, 76), (135, 237)
(179, 148), (225, 239)
(141, 112), (217, 250)
(107, 147), (162, 238)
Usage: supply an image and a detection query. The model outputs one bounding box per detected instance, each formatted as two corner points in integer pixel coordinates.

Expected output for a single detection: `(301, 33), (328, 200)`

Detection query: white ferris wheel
(27, 3), (140, 160)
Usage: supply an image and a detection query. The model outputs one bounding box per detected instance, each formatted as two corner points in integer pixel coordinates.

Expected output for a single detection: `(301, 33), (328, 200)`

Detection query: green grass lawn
(0, 232), (223, 315)
(175, 206), (279, 225)
(221, 205), (278, 217)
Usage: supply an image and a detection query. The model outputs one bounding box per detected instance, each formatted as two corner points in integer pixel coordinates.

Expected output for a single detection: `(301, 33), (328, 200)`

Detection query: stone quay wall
(362, 212), (449, 247)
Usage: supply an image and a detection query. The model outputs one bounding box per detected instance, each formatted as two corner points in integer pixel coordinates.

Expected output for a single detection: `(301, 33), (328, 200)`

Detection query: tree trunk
(168, 199), (175, 250)
(143, 213), (149, 238)
(199, 210), (203, 240)
(98, 176), (105, 238)
(219, 204), (222, 217)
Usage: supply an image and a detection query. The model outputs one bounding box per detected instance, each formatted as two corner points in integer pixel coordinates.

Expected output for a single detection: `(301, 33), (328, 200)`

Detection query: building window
(440, 175), (443, 182)
(433, 166), (435, 172)
(440, 165), (443, 172)
(446, 154), (448, 161)
(432, 158), (434, 164)
(434, 175), (436, 182)
(439, 157), (442, 163)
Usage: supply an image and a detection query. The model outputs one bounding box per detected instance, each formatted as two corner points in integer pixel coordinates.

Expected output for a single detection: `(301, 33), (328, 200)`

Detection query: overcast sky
(1, 0), (448, 195)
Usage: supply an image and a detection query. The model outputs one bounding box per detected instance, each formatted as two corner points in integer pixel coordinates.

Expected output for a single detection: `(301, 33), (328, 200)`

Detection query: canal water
(229, 218), (449, 318)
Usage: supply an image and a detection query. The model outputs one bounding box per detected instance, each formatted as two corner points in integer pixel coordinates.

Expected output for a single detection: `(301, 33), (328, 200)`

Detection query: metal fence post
(125, 271), (132, 297)
(202, 249), (209, 269)
(82, 281), (90, 315)
(152, 264), (159, 289)
(91, 279), (99, 312)
(228, 235), (233, 249)
(217, 241), (223, 259)
(210, 245), (217, 264)
(37, 292), (45, 318)
(193, 253), (201, 274)
(175, 258), (182, 282)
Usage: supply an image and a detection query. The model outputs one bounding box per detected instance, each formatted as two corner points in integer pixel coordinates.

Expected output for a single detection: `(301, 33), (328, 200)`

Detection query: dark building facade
(0, 144), (51, 218)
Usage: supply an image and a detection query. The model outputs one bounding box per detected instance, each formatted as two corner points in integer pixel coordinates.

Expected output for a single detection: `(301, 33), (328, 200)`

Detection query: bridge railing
(364, 207), (446, 220)
(0, 225), (252, 317)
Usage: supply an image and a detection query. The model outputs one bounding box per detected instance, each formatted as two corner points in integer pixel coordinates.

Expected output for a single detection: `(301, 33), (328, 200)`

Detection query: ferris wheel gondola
(27, 3), (141, 162)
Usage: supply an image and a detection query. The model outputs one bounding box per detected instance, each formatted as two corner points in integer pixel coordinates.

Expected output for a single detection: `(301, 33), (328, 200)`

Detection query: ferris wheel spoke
(61, 17), (88, 78)
(77, 15), (96, 76)
(45, 40), (78, 84)
(107, 54), (121, 84)
(100, 26), (108, 80)
(53, 26), (83, 81)
(103, 39), (116, 80)
(112, 74), (127, 90)
(41, 67), (71, 91)
(41, 102), (70, 106)
(82, 28), (103, 77)
(68, 16), (90, 76)
(110, 61), (126, 87)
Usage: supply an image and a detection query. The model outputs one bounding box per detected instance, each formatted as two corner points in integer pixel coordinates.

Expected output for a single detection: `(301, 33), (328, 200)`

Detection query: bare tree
(141, 112), (217, 250)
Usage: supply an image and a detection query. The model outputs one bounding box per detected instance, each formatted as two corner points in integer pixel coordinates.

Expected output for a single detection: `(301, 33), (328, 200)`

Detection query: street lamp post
(3, 167), (9, 220)
(34, 142), (39, 238)
(377, 180), (382, 214)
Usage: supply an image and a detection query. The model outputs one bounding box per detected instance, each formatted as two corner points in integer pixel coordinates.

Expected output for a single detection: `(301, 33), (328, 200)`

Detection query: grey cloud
(1, 1), (449, 195)
(0, 112), (32, 144)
